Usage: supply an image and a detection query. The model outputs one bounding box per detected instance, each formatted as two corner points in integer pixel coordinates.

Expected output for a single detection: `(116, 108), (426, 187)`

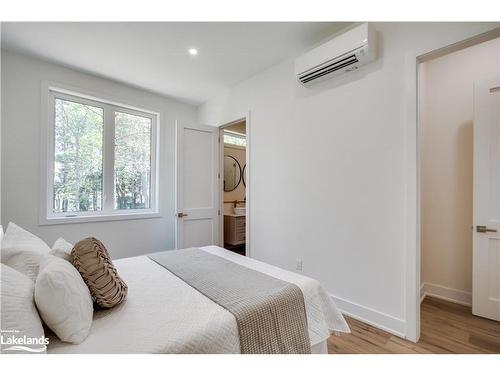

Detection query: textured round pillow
(71, 237), (127, 308)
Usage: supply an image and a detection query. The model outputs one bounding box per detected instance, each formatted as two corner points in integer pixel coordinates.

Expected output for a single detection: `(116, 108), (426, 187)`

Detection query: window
(44, 88), (159, 223)
(114, 111), (152, 210)
(223, 130), (246, 147)
(53, 98), (104, 213)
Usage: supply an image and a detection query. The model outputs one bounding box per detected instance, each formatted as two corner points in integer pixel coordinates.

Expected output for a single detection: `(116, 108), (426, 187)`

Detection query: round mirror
(242, 164), (247, 187)
(224, 155), (241, 192)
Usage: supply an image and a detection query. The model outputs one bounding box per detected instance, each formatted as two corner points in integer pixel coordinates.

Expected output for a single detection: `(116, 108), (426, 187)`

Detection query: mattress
(47, 246), (349, 354)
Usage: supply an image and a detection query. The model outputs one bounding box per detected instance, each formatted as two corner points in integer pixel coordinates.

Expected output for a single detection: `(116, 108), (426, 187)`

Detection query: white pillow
(1, 264), (47, 353)
(35, 255), (93, 344)
(1, 223), (51, 282)
(49, 237), (73, 262)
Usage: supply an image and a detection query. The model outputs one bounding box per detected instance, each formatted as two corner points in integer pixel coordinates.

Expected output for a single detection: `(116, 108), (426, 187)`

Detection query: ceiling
(1, 22), (351, 105)
(225, 120), (246, 135)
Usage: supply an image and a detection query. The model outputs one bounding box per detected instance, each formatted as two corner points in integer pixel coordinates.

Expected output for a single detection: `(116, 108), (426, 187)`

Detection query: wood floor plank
(328, 296), (500, 354)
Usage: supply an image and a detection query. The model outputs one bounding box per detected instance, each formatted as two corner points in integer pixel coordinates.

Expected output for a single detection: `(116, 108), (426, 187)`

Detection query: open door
(175, 121), (219, 249)
(473, 81), (500, 322)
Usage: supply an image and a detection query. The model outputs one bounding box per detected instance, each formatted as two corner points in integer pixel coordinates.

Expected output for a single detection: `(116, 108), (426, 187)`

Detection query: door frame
(219, 112), (251, 257)
(409, 27), (500, 342)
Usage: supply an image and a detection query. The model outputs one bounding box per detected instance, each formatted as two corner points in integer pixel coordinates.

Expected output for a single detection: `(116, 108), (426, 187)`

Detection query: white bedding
(47, 246), (349, 354)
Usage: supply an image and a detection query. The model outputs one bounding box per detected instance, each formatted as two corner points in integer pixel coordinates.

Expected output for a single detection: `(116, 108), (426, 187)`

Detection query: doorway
(418, 36), (500, 330)
(219, 119), (248, 256)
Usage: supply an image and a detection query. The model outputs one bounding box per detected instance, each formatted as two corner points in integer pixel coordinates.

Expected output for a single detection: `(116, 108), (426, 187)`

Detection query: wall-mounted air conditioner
(295, 23), (376, 85)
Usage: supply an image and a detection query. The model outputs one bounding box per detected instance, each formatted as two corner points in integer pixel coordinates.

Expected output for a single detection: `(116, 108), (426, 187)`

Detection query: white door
(473, 81), (500, 322)
(175, 121), (219, 249)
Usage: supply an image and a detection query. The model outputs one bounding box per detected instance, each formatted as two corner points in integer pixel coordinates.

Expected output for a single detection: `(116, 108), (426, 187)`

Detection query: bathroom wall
(223, 145), (246, 214)
(420, 37), (500, 304)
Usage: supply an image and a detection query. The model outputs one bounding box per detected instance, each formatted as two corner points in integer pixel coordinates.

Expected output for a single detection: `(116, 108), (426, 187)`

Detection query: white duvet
(47, 246), (349, 354)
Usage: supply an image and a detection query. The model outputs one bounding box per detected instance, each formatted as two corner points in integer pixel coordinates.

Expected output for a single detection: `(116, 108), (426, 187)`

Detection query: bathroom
(222, 120), (246, 255)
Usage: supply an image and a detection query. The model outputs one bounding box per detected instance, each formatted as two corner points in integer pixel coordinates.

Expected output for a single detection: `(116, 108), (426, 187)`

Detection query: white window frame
(40, 82), (160, 225)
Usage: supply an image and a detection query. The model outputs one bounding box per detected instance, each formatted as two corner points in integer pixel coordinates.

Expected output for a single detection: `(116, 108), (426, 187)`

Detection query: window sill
(39, 211), (161, 226)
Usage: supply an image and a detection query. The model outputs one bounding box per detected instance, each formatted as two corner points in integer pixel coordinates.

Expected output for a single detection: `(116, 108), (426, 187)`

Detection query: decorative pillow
(34, 255), (93, 344)
(0, 223), (51, 282)
(49, 237), (73, 262)
(71, 237), (127, 308)
(1, 264), (47, 353)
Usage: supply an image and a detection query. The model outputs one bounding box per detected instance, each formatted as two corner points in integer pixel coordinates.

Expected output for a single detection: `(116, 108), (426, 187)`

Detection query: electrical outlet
(296, 259), (303, 272)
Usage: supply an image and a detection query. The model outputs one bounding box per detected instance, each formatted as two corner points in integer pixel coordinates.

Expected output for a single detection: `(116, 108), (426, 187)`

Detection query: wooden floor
(328, 296), (500, 354)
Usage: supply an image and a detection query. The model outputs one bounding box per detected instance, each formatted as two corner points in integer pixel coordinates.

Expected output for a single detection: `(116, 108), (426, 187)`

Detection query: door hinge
(218, 136), (221, 143)
(218, 209), (220, 216)
(218, 172), (220, 179)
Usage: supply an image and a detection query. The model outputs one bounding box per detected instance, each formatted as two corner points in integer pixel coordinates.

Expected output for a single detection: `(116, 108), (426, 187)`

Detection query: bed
(46, 246), (350, 354)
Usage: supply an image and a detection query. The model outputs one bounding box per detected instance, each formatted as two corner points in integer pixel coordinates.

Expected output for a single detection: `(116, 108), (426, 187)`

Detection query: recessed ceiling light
(188, 48), (198, 56)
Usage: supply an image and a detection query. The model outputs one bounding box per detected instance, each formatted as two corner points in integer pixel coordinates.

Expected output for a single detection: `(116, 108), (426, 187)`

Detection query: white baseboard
(420, 282), (472, 307)
(330, 295), (406, 338)
(420, 283), (426, 304)
(331, 284), (471, 341)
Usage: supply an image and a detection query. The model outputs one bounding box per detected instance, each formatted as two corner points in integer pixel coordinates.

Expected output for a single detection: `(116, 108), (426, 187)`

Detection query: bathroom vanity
(224, 213), (246, 245)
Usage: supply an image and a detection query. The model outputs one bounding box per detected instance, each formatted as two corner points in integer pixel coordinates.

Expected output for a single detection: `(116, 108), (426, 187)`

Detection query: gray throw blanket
(148, 249), (311, 354)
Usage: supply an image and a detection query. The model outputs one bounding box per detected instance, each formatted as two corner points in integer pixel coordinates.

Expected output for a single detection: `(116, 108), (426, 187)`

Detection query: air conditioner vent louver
(299, 54), (358, 84)
(295, 23), (376, 85)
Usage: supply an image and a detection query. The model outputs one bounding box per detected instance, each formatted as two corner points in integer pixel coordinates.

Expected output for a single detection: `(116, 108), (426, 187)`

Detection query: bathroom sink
(233, 207), (246, 216)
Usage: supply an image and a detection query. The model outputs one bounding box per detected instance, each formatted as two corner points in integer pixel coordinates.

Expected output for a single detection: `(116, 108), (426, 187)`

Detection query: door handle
(176, 213), (188, 218)
(476, 225), (497, 233)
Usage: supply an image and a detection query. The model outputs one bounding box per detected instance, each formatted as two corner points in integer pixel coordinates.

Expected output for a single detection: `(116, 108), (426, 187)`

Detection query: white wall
(198, 22), (500, 336)
(1, 50), (198, 259)
(420, 38), (500, 305)
(0, 27), (3, 227)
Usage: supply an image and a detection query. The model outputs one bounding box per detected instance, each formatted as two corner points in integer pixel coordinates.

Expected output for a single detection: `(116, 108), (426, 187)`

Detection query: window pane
(53, 98), (104, 213)
(114, 112), (152, 210)
(223, 133), (246, 147)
